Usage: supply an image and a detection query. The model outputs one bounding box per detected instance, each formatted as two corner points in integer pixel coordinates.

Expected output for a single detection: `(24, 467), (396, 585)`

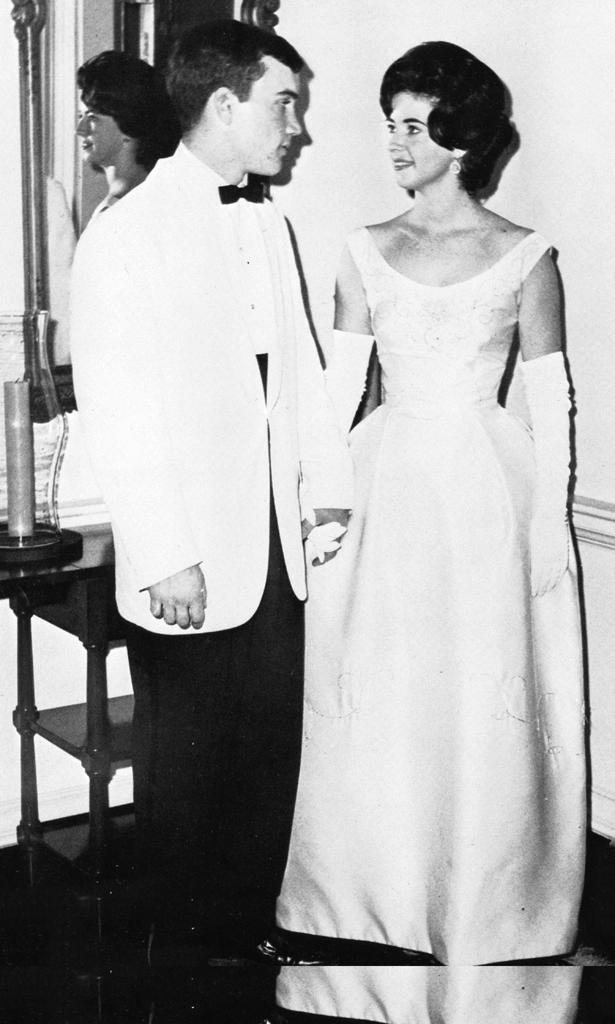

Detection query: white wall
(582, 541), (615, 836)
(0, 0), (241, 846)
(274, 0), (615, 498)
(1, 0), (614, 842)
(274, 0), (615, 833)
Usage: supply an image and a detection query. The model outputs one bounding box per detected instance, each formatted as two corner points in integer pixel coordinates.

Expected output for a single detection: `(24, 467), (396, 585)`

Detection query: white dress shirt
(224, 189), (276, 356)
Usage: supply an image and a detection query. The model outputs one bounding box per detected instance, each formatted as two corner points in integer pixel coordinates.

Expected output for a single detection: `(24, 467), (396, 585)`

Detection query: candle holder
(0, 311), (82, 565)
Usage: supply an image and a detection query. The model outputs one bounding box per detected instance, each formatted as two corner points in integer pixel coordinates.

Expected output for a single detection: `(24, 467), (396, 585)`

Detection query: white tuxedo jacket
(71, 145), (353, 633)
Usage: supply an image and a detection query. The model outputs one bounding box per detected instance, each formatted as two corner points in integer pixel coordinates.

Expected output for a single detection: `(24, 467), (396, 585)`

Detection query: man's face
(233, 56), (301, 177)
(77, 105), (127, 169)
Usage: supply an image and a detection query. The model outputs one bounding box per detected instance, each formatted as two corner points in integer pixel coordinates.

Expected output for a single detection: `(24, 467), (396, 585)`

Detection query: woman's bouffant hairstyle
(77, 51), (181, 171)
(380, 41), (514, 195)
(165, 19), (303, 134)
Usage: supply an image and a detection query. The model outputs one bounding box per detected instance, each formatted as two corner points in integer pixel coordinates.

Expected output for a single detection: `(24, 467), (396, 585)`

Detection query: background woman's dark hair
(77, 51), (181, 171)
(165, 19), (303, 134)
(380, 41), (514, 195)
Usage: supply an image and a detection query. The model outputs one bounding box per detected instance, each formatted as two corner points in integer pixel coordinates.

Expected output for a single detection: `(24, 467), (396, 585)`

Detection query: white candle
(4, 380), (35, 538)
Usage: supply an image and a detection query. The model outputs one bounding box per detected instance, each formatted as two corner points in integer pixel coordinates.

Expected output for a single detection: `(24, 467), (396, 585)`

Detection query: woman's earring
(450, 158), (461, 175)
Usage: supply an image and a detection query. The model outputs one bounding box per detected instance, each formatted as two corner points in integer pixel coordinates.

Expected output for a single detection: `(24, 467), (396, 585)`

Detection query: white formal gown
(275, 965), (583, 1024)
(276, 229), (586, 1002)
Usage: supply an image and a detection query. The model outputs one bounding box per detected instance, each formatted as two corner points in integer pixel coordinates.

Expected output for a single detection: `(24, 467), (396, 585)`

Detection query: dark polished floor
(1, 809), (615, 1022)
(0, 807), (283, 1023)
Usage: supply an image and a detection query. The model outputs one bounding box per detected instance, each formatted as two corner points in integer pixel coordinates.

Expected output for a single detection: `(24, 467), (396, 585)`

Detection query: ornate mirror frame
(11, 0), (281, 403)
(241, 0), (280, 32)
(11, 0), (48, 319)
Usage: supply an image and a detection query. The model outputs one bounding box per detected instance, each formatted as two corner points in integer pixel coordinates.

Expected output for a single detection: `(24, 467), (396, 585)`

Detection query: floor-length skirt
(277, 402), (586, 965)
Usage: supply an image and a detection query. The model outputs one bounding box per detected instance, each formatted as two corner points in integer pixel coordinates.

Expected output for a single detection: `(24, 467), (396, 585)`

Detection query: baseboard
(0, 772), (133, 848)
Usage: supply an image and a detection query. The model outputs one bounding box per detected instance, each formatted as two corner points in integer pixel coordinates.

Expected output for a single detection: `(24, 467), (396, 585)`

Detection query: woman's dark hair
(77, 51), (181, 171)
(380, 41), (514, 194)
(166, 19), (303, 134)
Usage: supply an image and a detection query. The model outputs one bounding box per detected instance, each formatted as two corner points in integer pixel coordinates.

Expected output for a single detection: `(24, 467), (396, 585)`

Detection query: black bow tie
(218, 179), (266, 205)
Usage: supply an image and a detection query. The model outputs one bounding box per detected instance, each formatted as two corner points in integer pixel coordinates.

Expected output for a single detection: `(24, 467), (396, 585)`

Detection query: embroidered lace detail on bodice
(347, 228), (550, 418)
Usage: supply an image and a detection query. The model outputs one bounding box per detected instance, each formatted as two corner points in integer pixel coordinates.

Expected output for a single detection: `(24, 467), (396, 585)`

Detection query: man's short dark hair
(77, 50), (181, 171)
(166, 19), (304, 134)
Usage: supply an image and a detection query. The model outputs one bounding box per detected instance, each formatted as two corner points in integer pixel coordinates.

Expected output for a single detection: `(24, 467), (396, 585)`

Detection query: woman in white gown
(272, 41), (585, 1024)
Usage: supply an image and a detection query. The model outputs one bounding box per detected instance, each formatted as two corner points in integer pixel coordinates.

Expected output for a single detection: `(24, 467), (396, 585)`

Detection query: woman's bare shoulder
(365, 212), (409, 242)
(480, 210), (534, 254)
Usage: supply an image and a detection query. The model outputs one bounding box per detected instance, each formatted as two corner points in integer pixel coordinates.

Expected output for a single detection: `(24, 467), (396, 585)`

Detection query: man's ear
(211, 86), (238, 126)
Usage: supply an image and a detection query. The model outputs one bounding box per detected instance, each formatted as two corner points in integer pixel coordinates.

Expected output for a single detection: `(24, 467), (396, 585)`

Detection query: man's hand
(148, 564), (206, 629)
(303, 508), (351, 566)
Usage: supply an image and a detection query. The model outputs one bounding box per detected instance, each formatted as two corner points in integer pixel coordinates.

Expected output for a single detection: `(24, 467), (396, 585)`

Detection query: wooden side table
(1, 525), (133, 878)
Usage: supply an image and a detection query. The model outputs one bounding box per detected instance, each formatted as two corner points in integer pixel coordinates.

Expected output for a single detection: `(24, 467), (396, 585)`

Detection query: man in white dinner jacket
(71, 20), (353, 960)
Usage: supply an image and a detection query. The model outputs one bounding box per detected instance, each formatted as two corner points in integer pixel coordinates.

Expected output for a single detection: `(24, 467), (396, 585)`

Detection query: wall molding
(59, 497), (109, 528)
(591, 786), (615, 842)
(572, 495), (615, 551)
(59, 494), (615, 545)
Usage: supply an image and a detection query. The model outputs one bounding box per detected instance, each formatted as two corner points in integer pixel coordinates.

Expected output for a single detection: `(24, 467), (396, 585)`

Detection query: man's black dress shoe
(146, 920), (280, 968)
(254, 938), (326, 966)
(205, 938), (323, 966)
(258, 927), (440, 966)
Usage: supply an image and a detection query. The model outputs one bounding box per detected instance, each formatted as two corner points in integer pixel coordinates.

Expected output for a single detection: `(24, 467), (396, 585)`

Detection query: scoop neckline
(363, 228), (541, 291)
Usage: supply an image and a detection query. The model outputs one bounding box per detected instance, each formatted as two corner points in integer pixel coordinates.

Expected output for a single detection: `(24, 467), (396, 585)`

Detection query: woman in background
(58, 53), (180, 554)
(76, 50), (180, 219)
(60, 47), (179, 438)
(272, 40), (585, 1023)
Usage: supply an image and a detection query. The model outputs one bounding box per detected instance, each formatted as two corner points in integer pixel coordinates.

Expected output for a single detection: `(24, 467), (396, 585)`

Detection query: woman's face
(77, 104), (127, 169)
(385, 92), (457, 192)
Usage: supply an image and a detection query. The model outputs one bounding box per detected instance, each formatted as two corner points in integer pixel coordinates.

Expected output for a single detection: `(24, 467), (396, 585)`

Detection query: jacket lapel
(159, 149), (264, 403)
(257, 202), (295, 414)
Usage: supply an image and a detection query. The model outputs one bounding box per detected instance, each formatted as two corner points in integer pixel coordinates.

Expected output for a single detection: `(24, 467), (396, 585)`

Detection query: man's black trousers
(124, 500), (304, 946)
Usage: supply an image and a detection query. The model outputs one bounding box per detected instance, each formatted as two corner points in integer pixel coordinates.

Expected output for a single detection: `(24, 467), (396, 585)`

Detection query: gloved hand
(521, 351), (571, 597)
(304, 520), (348, 566)
(528, 508), (569, 597)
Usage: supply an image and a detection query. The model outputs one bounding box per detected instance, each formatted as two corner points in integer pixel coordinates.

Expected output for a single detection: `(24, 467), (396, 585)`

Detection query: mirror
(11, 0), (282, 409)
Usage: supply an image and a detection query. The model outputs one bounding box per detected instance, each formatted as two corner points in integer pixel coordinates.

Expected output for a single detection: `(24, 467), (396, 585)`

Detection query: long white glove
(324, 329), (375, 435)
(520, 351), (571, 597)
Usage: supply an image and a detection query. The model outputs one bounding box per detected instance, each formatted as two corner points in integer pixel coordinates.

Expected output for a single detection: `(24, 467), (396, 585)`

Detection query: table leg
(10, 590), (43, 849)
(82, 640), (112, 879)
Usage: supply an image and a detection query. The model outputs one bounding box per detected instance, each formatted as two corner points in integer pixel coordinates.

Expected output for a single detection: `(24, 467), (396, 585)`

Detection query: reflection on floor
(0, 807), (281, 1023)
(0, 808), (614, 1022)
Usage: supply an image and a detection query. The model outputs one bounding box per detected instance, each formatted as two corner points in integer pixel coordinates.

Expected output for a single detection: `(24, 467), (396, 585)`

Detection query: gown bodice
(347, 228), (550, 419)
